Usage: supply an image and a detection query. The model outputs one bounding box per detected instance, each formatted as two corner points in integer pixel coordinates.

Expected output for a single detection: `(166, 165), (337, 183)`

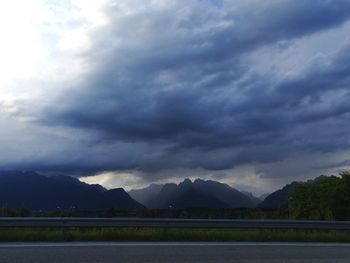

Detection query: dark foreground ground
(0, 242), (350, 263)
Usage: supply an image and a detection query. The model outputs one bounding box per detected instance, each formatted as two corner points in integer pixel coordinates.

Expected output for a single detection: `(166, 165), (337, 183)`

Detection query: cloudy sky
(1, 0), (350, 194)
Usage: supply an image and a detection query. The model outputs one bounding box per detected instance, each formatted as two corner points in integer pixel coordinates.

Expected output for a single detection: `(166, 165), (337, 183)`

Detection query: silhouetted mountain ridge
(145, 178), (257, 209)
(241, 191), (263, 206)
(257, 183), (297, 209)
(258, 175), (331, 209)
(0, 171), (144, 211)
(128, 184), (163, 204)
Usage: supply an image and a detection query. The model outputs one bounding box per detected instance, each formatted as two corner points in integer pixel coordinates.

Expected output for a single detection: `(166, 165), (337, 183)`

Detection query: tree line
(288, 171), (350, 220)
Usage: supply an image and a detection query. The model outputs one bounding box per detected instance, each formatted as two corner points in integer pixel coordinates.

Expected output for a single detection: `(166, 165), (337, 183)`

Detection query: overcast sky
(1, 0), (350, 194)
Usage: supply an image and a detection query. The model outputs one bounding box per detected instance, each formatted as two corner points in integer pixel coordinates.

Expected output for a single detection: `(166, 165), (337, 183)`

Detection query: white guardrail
(0, 218), (350, 229)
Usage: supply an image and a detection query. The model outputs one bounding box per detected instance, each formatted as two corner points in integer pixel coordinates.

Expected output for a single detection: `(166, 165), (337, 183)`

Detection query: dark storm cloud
(37, 0), (350, 173)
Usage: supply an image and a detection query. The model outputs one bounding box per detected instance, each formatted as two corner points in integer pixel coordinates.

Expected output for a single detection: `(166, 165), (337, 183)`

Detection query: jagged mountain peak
(144, 177), (257, 209)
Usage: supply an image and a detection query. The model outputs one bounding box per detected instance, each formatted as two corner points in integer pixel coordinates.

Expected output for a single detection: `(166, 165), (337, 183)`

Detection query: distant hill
(128, 184), (163, 205)
(241, 191), (263, 207)
(258, 176), (330, 210)
(259, 193), (269, 201)
(257, 183), (296, 209)
(0, 171), (144, 211)
(145, 178), (257, 209)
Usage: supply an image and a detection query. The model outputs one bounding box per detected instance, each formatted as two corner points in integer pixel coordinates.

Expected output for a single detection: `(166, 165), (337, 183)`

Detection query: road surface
(0, 242), (350, 262)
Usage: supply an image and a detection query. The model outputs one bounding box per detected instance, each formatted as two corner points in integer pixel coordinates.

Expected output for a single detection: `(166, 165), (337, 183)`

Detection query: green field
(0, 228), (350, 242)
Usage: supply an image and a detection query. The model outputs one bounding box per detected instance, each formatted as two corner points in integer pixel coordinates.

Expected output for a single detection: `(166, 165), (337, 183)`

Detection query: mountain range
(0, 170), (323, 211)
(130, 178), (260, 209)
(0, 171), (144, 211)
(128, 184), (163, 204)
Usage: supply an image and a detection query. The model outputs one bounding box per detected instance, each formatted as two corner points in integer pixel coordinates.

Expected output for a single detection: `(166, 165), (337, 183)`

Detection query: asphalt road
(0, 242), (350, 263)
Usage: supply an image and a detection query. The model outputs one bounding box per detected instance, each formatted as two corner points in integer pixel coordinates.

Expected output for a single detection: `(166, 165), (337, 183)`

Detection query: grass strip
(0, 228), (350, 242)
